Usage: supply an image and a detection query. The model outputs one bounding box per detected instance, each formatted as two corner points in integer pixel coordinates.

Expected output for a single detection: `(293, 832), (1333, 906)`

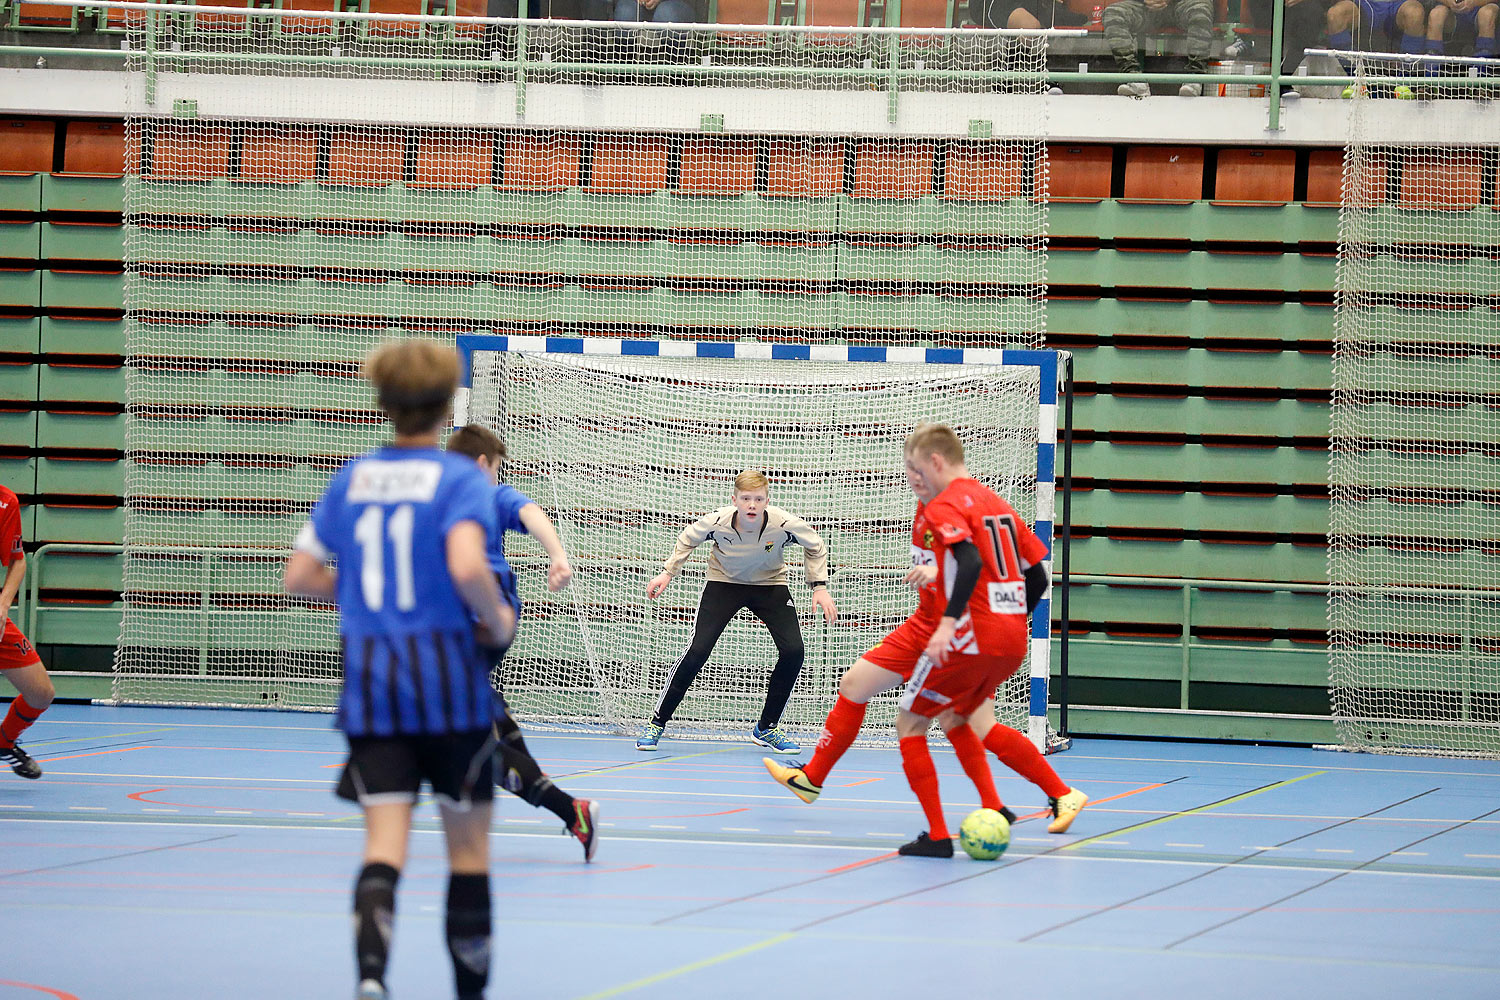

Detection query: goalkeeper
(638, 470), (837, 753)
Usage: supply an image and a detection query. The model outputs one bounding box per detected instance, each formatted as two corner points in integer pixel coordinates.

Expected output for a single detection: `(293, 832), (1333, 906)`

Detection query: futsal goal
(458, 336), (1066, 745)
(1329, 51), (1500, 758)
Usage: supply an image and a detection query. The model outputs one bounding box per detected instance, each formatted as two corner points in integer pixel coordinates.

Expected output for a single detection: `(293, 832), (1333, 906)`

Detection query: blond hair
(905, 423), (964, 464)
(734, 469), (770, 493)
(364, 339), (459, 436)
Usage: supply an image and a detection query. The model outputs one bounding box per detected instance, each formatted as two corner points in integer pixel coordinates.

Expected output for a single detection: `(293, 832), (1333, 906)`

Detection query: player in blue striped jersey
(447, 423), (600, 862)
(284, 339), (515, 1000)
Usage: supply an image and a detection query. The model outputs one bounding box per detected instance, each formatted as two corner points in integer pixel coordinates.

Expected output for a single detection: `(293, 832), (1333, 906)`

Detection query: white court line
(4, 817), (1500, 879)
(67, 806), (107, 811)
(502, 818), (543, 825)
(140, 808), (178, 813)
(1391, 851), (1427, 856)
(214, 810), (253, 816)
(794, 829), (832, 835)
(1466, 853), (1500, 859)
(1165, 842), (1204, 848)
(0, 804), (34, 810)
(721, 827), (759, 832)
(42, 719), (1500, 775)
(650, 824), (687, 830)
(1316, 848), (1354, 854)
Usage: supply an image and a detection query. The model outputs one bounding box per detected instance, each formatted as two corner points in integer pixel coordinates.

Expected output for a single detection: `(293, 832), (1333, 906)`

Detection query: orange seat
(588, 137), (669, 194)
(327, 127), (405, 187)
(498, 134), (582, 192)
(1401, 151), (1481, 211)
(62, 121), (126, 176)
(1046, 144), (1111, 202)
(807, 0), (863, 22)
(943, 144), (1031, 202)
(193, 0), (259, 32)
(1304, 148), (1344, 206)
(237, 125), (320, 184)
(1306, 148), (1387, 208)
(1213, 148), (1295, 206)
(678, 137), (756, 196)
(765, 139), (844, 198)
(852, 141), (934, 199)
(144, 122), (235, 180)
(0, 120), (55, 174)
(1122, 145), (1203, 203)
(898, 0), (949, 27)
(365, 0), (425, 37)
(279, 0), (343, 34)
(714, 0), (771, 22)
(449, 0), (486, 42)
(410, 132), (496, 190)
(11, 1), (77, 28)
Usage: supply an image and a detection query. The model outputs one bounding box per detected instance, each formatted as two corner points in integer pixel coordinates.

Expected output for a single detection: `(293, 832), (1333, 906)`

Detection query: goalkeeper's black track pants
(651, 581), (804, 731)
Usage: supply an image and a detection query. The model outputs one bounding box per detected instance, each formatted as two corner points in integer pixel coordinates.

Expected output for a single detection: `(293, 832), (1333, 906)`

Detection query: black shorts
(971, 0), (1085, 28)
(336, 729), (497, 808)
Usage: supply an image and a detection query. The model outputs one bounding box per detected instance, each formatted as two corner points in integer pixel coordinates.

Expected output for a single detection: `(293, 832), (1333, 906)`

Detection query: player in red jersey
(766, 424), (1086, 854)
(0, 483), (52, 779)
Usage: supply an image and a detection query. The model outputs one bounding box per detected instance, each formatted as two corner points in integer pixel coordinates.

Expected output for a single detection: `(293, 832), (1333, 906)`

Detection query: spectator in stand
(1223, 0), (1337, 95)
(970, 0), (1087, 29)
(1104, 0), (1216, 96)
(1324, 0), (1429, 60)
(1426, 0), (1499, 67)
(615, 0), (695, 22)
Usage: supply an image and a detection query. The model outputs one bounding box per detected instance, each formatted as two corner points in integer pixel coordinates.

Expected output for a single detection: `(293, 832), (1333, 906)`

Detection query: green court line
(574, 932), (795, 1000)
(1063, 770), (1328, 851)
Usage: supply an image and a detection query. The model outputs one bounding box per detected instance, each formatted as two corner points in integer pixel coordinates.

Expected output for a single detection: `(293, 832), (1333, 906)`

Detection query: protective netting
(467, 349), (1044, 738)
(1330, 52), (1500, 757)
(109, 5), (1054, 708)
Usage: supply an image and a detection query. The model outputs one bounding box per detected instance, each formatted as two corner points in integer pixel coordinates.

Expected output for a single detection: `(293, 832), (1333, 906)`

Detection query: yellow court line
(563, 745), (739, 779)
(1064, 770), (1328, 851)
(573, 932), (796, 1000)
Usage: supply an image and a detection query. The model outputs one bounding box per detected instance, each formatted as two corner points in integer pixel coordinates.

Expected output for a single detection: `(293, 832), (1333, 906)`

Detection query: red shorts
(864, 614), (1024, 719)
(0, 619), (40, 670)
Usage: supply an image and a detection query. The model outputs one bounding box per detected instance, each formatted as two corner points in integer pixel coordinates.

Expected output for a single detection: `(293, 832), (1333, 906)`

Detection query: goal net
(461, 337), (1061, 743)
(108, 4), (1058, 710)
(1329, 52), (1500, 757)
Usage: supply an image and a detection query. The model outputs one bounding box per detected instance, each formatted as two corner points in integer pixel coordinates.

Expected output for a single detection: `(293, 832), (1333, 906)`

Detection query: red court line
(37, 747), (142, 764)
(604, 807), (751, 820)
(840, 778), (882, 788)
(0, 980), (82, 1000)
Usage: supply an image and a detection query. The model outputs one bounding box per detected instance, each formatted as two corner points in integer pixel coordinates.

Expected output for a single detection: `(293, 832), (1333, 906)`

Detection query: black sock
(495, 726), (576, 824)
(446, 873), (491, 1000)
(353, 862), (400, 985)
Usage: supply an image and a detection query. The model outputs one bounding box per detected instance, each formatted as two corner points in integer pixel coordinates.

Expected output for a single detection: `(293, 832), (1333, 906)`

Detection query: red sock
(983, 723), (1069, 799)
(899, 735), (949, 840)
(802, 694), (866, 787)
(0, 695), (44, 749)
(946, 724), (1002, 811)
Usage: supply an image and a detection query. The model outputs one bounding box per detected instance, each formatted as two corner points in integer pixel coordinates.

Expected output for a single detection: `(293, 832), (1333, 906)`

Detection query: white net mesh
(109, 5), (1054, 709)
(1329, 52), (1500, 757)
(467, 347), (1044, 738)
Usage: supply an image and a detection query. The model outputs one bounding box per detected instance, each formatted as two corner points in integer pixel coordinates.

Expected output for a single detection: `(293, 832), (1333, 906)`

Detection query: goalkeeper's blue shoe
(750, 725), (800, 754)
(636, 722), (664, 751)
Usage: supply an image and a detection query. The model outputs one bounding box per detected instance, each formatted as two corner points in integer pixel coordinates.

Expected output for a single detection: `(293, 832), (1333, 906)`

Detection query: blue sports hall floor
(2, 703), (1499, 999)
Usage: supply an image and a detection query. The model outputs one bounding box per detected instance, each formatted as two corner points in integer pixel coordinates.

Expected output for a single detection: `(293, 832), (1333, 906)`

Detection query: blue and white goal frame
(455, 334), (1070, 750)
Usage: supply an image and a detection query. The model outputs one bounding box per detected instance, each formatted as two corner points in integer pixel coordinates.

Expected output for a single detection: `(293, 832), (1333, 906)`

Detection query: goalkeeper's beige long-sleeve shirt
(661, 505), (829, 588)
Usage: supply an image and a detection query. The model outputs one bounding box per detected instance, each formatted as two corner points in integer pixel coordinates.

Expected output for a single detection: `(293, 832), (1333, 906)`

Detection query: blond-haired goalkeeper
(638, 470), (837, 753)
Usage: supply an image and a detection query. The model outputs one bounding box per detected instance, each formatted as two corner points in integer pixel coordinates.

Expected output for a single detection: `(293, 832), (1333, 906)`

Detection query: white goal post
(456, 334), (1067, 747)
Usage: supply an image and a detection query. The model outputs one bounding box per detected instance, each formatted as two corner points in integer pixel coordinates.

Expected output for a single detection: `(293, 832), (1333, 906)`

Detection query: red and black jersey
(909, 477), (1048, 650)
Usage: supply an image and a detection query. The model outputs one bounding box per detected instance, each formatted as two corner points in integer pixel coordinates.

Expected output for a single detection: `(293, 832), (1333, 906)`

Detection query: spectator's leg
(1237, 0), (1273, 58)
(1477, 3), (1498, 63)
(1425, 3), (1450, 71)
(1175, 0), (1216, 93)
(1103, 0), (1149, 94)
(1326, 0), (1358, 65)
(1396, 0), (1426, 54)
(1281, 0), (1328, 73)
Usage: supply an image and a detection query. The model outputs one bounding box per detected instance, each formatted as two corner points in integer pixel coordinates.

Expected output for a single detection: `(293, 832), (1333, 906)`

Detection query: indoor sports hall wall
(0, 114), (1359, 740)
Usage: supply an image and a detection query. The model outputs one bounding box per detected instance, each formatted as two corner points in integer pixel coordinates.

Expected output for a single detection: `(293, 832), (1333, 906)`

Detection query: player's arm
(0, 554), (24, 623)
(448, 520), (516, 650)
(924, 539), (983, 664)
(784, 513), (836, 623)
(284, 522), (337, 602)
(1024, 561), (1049, 614)
(517, 502), (573, 592)
(648, 513), (714, 598)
